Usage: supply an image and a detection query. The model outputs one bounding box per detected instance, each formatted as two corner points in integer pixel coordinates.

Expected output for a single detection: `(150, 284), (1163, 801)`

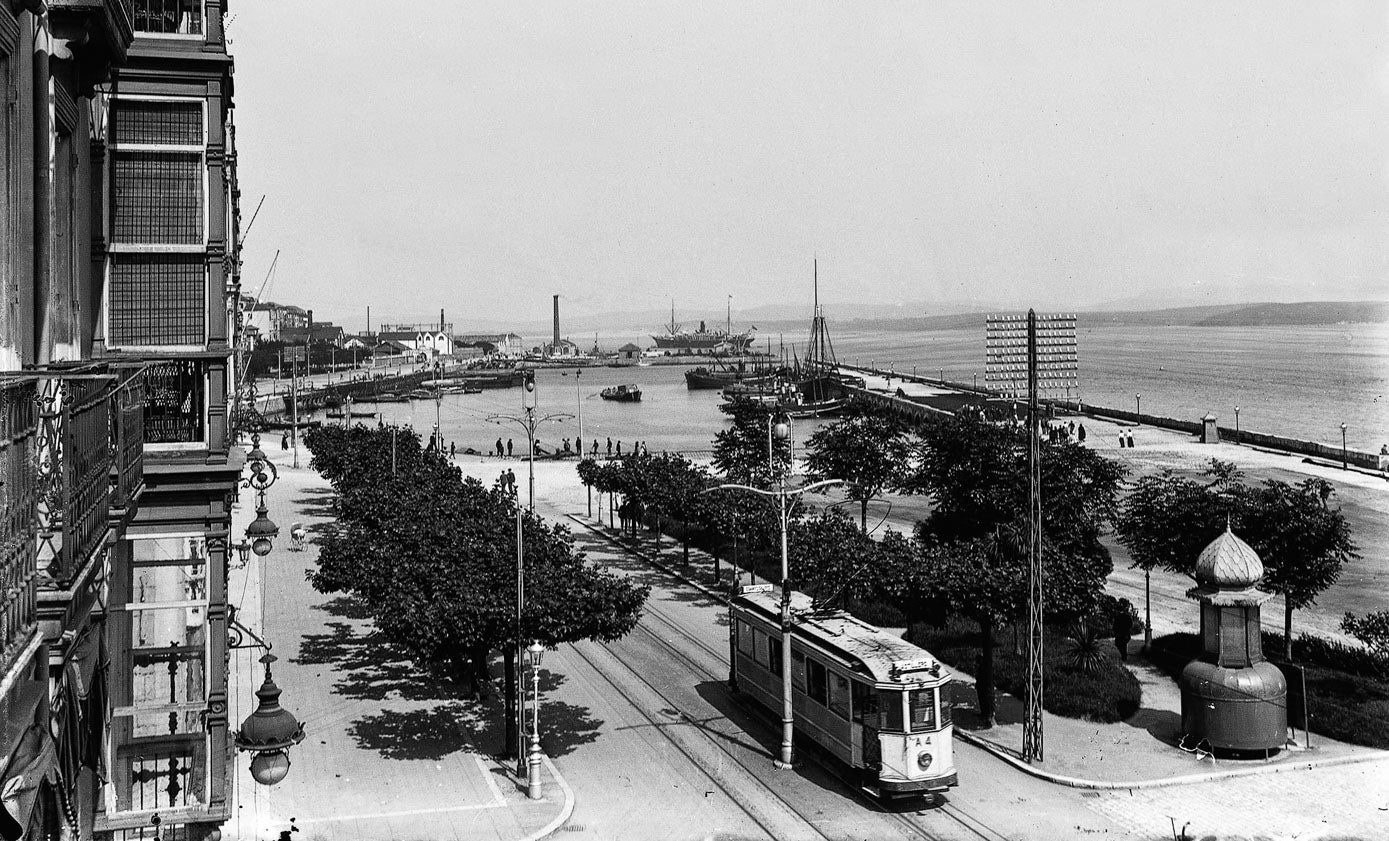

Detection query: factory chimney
(440, 308), (445, 333)
(553, 295), (560, 346)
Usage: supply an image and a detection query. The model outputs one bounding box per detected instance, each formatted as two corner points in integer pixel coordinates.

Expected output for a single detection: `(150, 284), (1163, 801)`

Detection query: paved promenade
(222, 432), (1389, 840)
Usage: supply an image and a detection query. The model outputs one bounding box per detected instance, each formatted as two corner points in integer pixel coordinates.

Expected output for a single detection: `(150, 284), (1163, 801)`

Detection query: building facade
(0, 2), (247, 840)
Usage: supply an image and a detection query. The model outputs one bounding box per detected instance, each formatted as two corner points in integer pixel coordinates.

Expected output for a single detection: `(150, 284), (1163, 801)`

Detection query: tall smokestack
(553, 295), (560, 346)
(440, 308), (445, 333)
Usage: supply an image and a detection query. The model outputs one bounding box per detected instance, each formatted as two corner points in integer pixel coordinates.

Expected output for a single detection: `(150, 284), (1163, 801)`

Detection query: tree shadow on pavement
(296, 597), (605, 761)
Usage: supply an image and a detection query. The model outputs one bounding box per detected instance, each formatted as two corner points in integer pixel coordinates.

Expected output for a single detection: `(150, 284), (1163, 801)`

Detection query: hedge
(1149, 632), (1389, 750)
(911, 619), (1142, 723)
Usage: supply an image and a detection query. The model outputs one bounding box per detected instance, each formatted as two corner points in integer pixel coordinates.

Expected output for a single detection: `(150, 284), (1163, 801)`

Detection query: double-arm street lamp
(244, 434), (279, 557)
(706, 415), (841, 769)
(1341, 423), (1348, 469)
(489, 372), (574, 511)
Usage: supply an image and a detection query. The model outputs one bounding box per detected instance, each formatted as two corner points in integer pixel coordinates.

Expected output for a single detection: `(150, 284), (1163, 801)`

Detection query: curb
(953, 728), (1389, 791)
(517, 754), (575, 841)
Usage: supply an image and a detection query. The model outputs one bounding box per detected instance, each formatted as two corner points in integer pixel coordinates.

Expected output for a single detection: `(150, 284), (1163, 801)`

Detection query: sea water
(345, 322), (1386, 456)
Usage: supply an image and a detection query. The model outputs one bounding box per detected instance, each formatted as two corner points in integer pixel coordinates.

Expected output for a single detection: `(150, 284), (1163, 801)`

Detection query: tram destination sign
(984, 312), (1079, 401)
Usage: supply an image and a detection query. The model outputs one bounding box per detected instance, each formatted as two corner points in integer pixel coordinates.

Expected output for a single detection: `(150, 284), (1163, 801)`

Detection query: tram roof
(733, 587), (947, 686)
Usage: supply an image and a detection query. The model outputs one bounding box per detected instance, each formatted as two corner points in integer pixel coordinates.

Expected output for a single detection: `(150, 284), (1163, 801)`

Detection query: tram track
(562, 638), (838, 841)
(569, 514), (1009, 841)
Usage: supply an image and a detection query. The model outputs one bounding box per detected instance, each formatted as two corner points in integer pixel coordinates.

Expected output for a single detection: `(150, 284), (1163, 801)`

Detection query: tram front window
(909, 688), (937, 732)
(879, 689), (905, 732)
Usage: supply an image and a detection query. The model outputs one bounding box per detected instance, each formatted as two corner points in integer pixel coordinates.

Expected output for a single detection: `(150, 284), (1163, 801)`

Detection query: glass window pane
(736, 620), (753, 655)
(880, 690), (904, 732)
(131, 634), (205, 707)
(119, 707), (205, 738)
(806, 660), (827, 706)
(851, 680), (876, 724)
(910, 688), (937, 731)
(114, 100), (202, 145)
(133, 0), (205, 35)
(109, 256), (206, 347)
(791, 650), (805, 690)
(828, 673), (850, 719)
(768, 636), (782, 676)
(113, 151), (203, 244)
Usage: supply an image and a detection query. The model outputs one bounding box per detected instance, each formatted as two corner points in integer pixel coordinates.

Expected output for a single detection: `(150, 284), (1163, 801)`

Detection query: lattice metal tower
(1023, 308), (1045, 762)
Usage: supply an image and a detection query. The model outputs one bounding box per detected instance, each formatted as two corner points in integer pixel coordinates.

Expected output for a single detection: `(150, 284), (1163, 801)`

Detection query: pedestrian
(496, 437), (504, 457)
(1112, 598), (1140, 661)
(1126, 430), (1135, 448)
(281, 432), (288, 450)
(563, 438), (572, 454)
(616, 440), (622, 456)
(641, 441), (648, 456)
(450, 442), (456, 459)
(606, 437), (613, 456)
(507, 438), (513, 457)
(592, 439), (599, 456)
(1077, 423), (1086, 443)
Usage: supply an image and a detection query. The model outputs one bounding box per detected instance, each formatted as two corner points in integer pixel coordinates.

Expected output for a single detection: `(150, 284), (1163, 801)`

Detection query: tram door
(851, 680), (880, 769)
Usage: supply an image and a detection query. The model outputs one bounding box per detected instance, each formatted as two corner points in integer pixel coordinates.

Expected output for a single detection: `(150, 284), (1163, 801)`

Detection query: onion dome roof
(1194, 525), (1264, 589)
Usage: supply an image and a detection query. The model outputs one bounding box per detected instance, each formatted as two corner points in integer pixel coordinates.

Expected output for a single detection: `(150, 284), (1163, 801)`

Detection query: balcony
(35, 375), (115, 589)
(110, 367), (147, 513)
(0, 378), (39, 677)
(47, 0), (137, 86)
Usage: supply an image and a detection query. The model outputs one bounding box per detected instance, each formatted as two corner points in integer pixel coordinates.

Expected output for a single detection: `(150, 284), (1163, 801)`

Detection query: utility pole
(290, 354), (299, 469)
(1023, 308), (1044, 762)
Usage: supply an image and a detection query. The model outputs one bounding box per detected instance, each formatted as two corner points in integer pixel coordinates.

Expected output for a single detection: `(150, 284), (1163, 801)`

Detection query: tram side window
(909, 688), (937, 731)
(879, 690), (905, 732)
(792, 650), (806, 690)
(752, 628), (768, 666)
(851, 680), (877, 725)
(737, 621), (754, 656)
(769, 636), (783, 676)
(828, 673), (850, 719)
(806, 659), (827, 706)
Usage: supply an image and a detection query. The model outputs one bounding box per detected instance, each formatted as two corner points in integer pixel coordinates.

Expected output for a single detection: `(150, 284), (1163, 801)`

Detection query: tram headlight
(917, 752), (933, 771)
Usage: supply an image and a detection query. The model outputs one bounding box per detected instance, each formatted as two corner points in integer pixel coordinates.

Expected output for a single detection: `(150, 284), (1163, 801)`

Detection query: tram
(729, 584), (958, 799)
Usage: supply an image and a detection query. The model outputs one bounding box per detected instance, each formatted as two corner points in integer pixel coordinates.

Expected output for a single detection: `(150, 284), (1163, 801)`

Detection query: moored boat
(600, 384), (642, 402)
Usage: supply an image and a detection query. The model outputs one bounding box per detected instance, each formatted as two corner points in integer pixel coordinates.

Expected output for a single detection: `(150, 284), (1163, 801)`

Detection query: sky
(227, 2), (1389, 331)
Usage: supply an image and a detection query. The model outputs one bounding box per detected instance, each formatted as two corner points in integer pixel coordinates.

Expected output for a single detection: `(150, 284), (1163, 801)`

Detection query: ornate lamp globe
(235, 657), (305, 786)
(246, 505), (278, 556)
(772, 420), (791, 441)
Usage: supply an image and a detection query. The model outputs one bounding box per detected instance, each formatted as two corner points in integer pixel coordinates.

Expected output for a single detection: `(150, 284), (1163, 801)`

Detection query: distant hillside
(1192, 301), (1388, 326)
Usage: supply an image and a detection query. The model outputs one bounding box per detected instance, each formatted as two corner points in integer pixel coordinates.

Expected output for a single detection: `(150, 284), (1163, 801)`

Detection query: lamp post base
(527, 743), (544, 800)
(773, 758), (795, 770)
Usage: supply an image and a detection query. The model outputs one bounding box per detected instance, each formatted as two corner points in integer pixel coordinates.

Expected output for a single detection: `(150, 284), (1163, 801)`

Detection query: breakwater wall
(841, 365), (1382, 471)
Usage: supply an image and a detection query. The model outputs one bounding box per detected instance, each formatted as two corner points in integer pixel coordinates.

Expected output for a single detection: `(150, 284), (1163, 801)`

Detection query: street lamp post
(1341, 423), (1348, 469)
(575, 369), (584, 452)
(1234, 406), (1241, 445)
(939, 367), (944, 385)
(489, 372), (573, 512)
(526, 641), (545, 799)
(244, 434), (279, 557)
(1135, 393), (1141, 420)
(706, 415), (842, 769)
(973, 372), (978, 391)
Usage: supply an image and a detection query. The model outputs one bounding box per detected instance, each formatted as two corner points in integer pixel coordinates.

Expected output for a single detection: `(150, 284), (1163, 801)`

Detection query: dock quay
(836, 363), (1384, 472)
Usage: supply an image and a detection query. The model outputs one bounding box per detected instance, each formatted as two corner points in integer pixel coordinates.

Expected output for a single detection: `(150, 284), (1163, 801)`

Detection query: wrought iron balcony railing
(0, 378), (39, 675)
(111, 366), (147, 512)
(35, 375), (115, 589)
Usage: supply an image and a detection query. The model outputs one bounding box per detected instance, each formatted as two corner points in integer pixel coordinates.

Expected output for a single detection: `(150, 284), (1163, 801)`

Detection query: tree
(1341, 611), (1389, 664)
(304, 423), (649, 757)
(712, 401), (788, 486)
(1114, 460), (1243, 646)
(890, 412), (1125, 726)
(1243, 477), (1357, 660)
(803, 410), (909, 531)
(1117, 461), (1357, 660)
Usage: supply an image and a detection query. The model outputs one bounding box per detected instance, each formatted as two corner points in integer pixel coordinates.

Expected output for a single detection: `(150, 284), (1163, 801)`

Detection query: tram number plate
(908, 735), (932, 746)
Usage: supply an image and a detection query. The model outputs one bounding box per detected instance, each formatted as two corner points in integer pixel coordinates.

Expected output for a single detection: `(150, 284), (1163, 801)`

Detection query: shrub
(911, 619), (1141, 723)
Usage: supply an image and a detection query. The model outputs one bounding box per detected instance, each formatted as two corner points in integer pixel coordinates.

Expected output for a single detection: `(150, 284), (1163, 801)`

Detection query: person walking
(1126, 430), (1135, 448)
(606, 437), (613, 457)
(1077, 423), (1087, 443)
(592, 439), (599, 456)
(495, 437), (504, 457)
(450, 442), (456, 459)
(507, 438), (513, 457)
(616, 440), (622, 456)
(281, 432), (288, 450)
(1112, 598), (1140, 661)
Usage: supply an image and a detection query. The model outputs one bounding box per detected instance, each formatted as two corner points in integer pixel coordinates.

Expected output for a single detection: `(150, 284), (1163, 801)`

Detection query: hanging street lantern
(234, 654), (305, 786)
